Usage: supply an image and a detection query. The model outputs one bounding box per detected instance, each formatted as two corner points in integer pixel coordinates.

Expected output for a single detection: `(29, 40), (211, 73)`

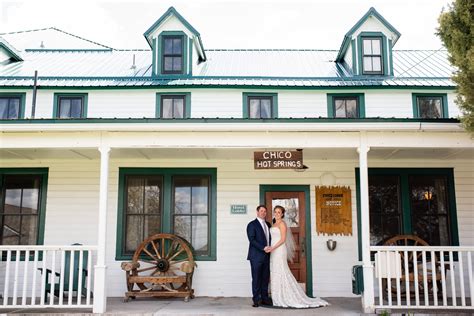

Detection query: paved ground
(1, 297), (362, 315)
(2, 297), (473, 315)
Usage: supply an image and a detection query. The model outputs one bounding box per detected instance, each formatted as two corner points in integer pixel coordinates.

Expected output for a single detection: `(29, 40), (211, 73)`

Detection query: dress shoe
(252, 302), (259, 307)
(261, 298), (273, 306)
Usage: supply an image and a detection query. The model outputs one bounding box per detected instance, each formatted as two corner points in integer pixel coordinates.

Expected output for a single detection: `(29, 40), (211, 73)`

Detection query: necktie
(262, 221), (269, 246)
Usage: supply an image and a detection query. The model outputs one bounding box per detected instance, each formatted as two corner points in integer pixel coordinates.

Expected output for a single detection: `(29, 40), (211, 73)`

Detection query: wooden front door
(265, 191), (306, 286)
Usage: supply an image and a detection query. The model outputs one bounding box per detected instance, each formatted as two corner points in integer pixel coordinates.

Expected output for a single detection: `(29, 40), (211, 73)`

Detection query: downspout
(31, 70), (38, 118)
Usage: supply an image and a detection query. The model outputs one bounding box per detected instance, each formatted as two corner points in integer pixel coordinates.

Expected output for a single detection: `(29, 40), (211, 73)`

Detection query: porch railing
(0, 245), (97, 309)
(371, 246), (473, 310)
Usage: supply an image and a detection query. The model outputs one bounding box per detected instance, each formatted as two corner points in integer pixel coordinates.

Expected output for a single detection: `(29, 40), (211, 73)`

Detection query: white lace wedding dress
(270, 227), (329, 308)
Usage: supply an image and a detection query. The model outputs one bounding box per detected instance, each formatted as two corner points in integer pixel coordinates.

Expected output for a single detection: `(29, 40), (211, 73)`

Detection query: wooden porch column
(358, 133), (374, 313)
(93, 146), (110, 313)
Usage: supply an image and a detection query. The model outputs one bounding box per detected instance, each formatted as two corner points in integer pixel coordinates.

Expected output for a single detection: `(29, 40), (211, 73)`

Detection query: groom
(246, 205), (272, 307)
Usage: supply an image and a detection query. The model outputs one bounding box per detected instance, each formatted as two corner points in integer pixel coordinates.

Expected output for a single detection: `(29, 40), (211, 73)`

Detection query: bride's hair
(272, 205), (285, 224)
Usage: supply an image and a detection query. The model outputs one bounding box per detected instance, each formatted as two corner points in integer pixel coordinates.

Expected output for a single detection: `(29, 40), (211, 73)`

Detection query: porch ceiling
(0, 147), (473, 161)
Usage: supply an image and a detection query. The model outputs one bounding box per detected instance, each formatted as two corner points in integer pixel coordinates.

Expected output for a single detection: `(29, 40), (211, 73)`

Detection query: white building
(0, 6), (472, 313)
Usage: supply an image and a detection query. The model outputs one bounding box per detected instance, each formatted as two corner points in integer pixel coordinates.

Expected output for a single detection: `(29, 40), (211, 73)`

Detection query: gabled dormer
(144, 7), (206, 76)
(336, 7), (401, 76)
(0, 36), (23, 64)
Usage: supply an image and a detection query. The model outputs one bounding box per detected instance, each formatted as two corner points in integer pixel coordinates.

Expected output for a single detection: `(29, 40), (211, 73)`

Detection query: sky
(1, 0), (452, 50)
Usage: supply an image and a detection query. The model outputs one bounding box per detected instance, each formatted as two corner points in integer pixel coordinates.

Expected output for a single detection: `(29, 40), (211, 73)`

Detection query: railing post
(358, 133), (375, 313)
(93, 145), (110, 313)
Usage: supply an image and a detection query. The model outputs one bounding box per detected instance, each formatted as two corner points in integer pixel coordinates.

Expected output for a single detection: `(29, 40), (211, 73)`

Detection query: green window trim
(355, 168), (460, 261)
(0, 168), (48, 260)
(357, 32), (389, 76)
(0, 93), (26, 119)
(116, 167), (217, 261)
(53, 93), (88, 118)
(155, 92), (191, 118)
(412, 93), (449, 118)
(155, 31), (189, 76)
(327, 93), (365, 118)
(242, 92), (278, 119)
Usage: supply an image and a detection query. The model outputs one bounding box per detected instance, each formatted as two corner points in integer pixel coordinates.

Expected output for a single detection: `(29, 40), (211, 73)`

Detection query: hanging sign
(254, 150), (303, 169)
(316, 186), (352, 236)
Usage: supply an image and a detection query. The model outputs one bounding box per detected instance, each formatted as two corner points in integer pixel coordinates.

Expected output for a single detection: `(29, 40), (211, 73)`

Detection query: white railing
(0, 245), (97, 309)
(371, 246), (474, 310)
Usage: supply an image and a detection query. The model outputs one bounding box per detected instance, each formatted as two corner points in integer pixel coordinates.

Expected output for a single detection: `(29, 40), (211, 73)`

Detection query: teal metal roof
(0, 28), (455, 88)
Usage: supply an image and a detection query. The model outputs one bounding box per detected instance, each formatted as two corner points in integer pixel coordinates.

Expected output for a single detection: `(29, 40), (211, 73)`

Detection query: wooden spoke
(142, 248), (158, 261)
(139, 258), (158, 265)
(161, 238), (165, 258)
(169, 258), (188, 266)
(168, 248), (185, 262)
(166, 240), (178, 259)
(150, 241), (162, 260)
(137, 266), (157, 273)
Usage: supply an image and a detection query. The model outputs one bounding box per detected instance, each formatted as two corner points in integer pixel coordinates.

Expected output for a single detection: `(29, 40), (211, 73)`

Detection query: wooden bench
(121, 233), (196, 302)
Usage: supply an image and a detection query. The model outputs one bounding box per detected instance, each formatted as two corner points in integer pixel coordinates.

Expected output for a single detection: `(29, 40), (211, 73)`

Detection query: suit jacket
(247, 218), (272, 261)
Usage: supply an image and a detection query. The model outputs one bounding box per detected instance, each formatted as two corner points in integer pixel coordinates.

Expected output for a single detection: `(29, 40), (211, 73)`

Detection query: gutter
(0, 122), (464, 133)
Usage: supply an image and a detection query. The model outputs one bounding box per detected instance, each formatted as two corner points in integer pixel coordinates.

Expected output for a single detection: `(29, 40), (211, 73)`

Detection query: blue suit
(247, 218), (271, 304)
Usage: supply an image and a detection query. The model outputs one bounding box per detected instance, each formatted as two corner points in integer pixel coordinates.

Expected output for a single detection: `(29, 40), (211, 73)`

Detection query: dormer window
(162, 35), (184, 74)
(362, 37), (383, 74)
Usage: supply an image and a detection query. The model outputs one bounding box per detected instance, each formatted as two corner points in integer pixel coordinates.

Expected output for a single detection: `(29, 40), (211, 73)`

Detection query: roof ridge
(0, 27), (114, 50)
(0, 27), (51, 35)
(205, 48), (338, 51)
(49, 27), (113, 50)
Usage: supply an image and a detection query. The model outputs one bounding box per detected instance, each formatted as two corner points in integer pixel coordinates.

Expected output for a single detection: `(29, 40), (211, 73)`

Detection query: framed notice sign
(316, 186), (352, 236)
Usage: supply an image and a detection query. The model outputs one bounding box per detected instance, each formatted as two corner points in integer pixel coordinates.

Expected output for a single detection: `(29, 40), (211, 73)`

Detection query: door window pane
(1, 175), (42, 245)
(409, 175), (450, 245)
(368, 175), (402, 245)
(271, 198), (299, 227)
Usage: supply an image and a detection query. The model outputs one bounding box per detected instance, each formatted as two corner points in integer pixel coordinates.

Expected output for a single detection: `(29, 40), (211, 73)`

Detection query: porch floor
(2, 297), (363, 315)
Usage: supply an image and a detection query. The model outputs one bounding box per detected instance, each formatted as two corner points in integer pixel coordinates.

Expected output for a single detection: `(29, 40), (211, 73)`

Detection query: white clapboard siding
(3, 89), (459, 120)
(0, 157), (472, 298)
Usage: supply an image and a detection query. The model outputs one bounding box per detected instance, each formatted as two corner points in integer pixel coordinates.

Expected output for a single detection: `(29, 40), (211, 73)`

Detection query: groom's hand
(264, 246), (271, 253)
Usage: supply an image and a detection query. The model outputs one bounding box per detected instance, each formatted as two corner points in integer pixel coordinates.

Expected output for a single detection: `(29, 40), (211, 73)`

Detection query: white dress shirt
(257, 217), (269, 246)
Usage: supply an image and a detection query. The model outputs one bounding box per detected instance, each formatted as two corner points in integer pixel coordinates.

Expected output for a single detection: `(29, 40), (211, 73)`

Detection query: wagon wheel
(382, 235), (433, 298)
(130, 233), (195, 292)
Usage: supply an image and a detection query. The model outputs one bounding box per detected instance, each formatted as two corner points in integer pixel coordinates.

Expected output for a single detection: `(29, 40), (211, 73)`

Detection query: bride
(267, 205), (329, 308)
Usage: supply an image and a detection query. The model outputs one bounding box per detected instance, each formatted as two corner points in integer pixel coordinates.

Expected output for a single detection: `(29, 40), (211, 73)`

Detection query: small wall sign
(254, 150), (303, 169)
(316, 186), (352, 236)
(230, 204), (247, 214)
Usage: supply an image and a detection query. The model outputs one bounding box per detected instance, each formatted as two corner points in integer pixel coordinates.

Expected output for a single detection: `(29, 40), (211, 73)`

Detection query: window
(161, 95), (185, 118)
(0, 169), (48, 246)
(162, 36), (183, 74)
(243, 93), (278, 119)
(173, 176), (210, 256)
(356, 168), (459, 259)
(117, 168), (216, 261)
(156, 93), (190, 119)
(412, 94), (448, 119)
(0, 94), (25, 119)
(53, 94), (87, 119)
(362, 37), (383, 74)
(327, 93), (365, 118)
